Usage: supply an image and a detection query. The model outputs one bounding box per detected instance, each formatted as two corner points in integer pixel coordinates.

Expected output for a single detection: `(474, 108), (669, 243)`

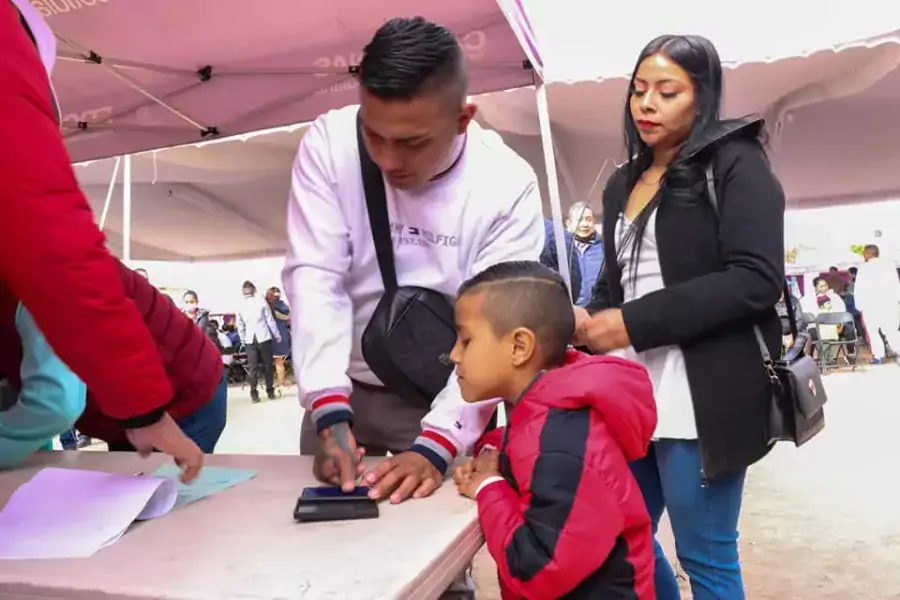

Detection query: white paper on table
(0, 468), (178, 560)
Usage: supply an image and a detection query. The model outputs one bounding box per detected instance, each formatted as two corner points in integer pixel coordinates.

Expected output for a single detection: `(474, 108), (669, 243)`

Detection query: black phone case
(293, 496), (379, 523)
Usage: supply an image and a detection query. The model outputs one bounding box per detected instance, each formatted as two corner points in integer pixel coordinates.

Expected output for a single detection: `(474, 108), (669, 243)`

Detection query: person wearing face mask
(283, 17), (543, 506)
(575, 35), (786, 600)
(566, 202), (605, 306)
(0, 0), (204, 481)
(183, 290), (211, 331)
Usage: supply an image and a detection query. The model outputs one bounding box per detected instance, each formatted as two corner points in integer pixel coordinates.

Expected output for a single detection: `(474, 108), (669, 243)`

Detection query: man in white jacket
(855, 244), (900, 364)
(283, 17), (543, 504)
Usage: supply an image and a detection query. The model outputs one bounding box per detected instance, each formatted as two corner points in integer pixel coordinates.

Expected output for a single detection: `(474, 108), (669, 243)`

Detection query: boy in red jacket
(450, 261), (657, 599)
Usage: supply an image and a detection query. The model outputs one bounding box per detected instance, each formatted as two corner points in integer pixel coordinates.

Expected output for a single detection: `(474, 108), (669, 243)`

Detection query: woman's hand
(575, 308), (631, 354)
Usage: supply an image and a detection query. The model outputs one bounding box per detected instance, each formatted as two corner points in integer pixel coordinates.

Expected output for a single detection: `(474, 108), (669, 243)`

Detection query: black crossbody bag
(705, 164), (826, 446)
(356, 118), (457, 409)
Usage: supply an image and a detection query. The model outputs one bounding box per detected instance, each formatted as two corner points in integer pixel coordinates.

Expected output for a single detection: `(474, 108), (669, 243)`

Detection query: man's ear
(510, 327), (536, 367)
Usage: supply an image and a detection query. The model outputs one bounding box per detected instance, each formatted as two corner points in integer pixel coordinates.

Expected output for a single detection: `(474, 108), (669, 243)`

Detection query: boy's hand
(455, 468), (501, 500)
(454, 448), (501, 500)
(452, 447), (499, 486)
(473, 447), (500, 473)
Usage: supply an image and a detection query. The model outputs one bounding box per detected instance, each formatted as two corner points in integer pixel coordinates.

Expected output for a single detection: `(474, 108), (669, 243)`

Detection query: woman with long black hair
(575, 35), (786, 599)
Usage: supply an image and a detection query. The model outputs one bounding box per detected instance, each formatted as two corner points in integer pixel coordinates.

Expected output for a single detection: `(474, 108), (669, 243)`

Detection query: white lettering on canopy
(31, 0), (110, 18)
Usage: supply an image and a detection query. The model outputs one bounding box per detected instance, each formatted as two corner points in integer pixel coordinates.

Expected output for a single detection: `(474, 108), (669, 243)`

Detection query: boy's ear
(510, 327), (536, 367)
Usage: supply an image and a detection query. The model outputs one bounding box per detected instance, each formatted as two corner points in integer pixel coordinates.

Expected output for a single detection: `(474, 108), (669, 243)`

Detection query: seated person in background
(801, 276), (845, 316)
(76, 262), (228, 454)
(805, 277), (856, 365)
(0, 304), (85, 468)
(450, 261), (655, 599)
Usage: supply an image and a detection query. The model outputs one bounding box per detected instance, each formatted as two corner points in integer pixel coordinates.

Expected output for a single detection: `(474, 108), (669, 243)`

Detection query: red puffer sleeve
(476, 444), (626, 598)
(0, 4), (171, 426)
(474, 426), (504, 455)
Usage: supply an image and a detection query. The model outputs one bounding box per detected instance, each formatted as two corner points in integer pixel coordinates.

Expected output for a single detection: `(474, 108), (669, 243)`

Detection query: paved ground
(76, 364), (900, 599)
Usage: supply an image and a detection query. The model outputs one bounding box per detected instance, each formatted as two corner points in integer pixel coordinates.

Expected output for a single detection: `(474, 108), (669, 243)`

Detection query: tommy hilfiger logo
(390, 222), (459, 248)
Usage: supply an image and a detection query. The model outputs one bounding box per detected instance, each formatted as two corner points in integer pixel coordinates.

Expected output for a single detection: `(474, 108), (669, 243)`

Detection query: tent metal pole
(123, 154), (133, 263)
(535, 82), (572, 293)
(98, 155), (121, 231)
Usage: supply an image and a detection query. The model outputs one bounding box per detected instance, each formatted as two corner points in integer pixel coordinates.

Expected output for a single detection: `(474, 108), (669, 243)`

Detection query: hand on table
(313, 422), (366, 492)
(364, 451), (442, 504)
(574, 308), (630, 354)
(453, 448), (500, 500)
(125, 412), (204, 483)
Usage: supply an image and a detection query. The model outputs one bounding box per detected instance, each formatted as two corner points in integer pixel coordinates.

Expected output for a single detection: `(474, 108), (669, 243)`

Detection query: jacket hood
(680, 115), (764, 163)
(522, 350), (656, 460)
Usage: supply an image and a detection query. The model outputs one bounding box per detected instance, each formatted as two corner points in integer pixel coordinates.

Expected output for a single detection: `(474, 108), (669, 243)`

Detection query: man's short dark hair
(865, 244), (880, 257)
(458, 261), (574, 367)
(359, 17), (467, 105)
(242, 280), (256, 293)
(813, 276), (826, 287)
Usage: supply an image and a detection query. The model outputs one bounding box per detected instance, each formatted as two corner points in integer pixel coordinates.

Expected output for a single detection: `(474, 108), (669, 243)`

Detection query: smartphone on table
(293, 485), (379, 523)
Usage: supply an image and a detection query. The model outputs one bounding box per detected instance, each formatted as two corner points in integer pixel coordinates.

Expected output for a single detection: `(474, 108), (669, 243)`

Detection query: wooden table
(0, 452), (484, 600)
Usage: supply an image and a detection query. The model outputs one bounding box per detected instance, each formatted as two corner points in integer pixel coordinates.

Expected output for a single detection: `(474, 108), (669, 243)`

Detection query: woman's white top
(610, 210), (698, 440)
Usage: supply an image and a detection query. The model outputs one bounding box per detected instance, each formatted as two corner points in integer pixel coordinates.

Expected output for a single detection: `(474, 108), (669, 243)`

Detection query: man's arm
(409, 178), (544, 472)
(0, 306), (86, 469)
(476, 452), (625, 598)
(0, 5), (171, 426)
(282, 116), (354, 431)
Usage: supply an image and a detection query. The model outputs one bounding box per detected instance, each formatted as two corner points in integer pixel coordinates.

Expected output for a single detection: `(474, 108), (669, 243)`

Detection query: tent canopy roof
(37, 0), (537, 163)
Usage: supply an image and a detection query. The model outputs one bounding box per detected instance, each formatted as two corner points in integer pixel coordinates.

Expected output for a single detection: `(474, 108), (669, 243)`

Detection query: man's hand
(575, 308), (630, 354)
(313, 422), (365, 492)
(126, 412), (204, 483)
(364, 451), (442, 504)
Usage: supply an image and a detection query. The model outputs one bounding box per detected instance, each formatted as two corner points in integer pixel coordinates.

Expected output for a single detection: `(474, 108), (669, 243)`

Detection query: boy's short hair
(458, 261), (574, 367)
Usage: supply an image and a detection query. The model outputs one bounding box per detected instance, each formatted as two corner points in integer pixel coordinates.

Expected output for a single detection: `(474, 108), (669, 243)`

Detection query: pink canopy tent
(478, 34), (900, 212)
(28, 0), (541, 163)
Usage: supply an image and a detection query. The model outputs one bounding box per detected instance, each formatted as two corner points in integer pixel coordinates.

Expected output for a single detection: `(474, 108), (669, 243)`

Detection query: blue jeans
(176, 374), (228, 453)
(630, 439), (746, 600)
(109, 374), (227, 454)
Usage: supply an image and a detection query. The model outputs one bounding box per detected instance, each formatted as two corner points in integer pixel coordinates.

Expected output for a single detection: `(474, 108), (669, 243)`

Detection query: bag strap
(357, 113), (398, 293)
(704, 163), (796, 364)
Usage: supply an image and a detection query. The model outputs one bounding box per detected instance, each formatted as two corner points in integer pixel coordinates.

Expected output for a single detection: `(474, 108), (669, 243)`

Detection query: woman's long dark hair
(622, 35), (724, 284)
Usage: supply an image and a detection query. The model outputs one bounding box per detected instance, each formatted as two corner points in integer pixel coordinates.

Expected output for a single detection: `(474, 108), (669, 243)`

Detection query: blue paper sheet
(153, 465), (257, 509)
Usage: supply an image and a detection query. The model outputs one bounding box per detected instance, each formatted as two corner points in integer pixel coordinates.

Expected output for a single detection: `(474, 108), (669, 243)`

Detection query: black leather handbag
(706, 164), (826, 446)
(356, 117), (456, 409)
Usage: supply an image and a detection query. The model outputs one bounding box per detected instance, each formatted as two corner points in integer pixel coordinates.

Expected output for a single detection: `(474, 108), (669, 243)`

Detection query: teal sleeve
(0, 305), (86, 469)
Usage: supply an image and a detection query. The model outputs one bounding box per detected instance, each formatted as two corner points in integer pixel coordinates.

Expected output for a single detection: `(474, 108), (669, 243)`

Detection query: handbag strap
(704, 163), (795, 365)
(357, 113), (398, 293)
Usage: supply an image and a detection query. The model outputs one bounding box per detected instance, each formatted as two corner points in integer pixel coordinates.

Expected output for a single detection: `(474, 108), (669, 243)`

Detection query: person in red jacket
(0, 1), (202, 480)
(76, 263), (228, 453)
(450, 261), (656, 599)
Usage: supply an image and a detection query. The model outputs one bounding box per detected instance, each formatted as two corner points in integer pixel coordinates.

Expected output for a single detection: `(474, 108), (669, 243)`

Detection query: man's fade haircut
(359, 17), (467, 107)
(458, 261), (574, 367)
(864, 244), (880, 257)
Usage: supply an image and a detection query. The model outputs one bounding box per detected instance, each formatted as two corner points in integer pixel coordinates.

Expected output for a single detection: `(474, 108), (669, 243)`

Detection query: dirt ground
(472, 364), (900, 600)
